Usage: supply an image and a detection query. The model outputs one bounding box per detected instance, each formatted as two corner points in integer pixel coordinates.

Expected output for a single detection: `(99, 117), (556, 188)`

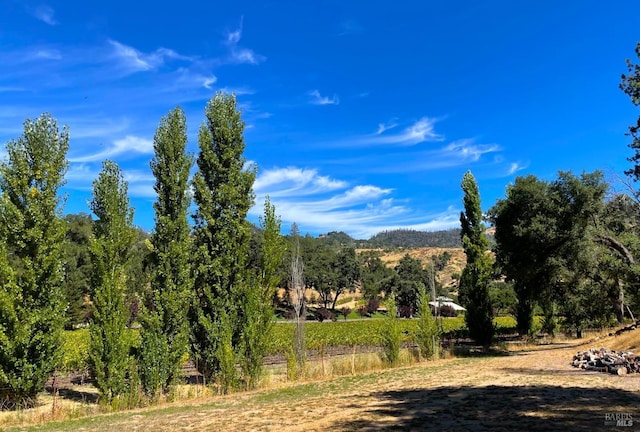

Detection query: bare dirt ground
(9, 330), (640, 432)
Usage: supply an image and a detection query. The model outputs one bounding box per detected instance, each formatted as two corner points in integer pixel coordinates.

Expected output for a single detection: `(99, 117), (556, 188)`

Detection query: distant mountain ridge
(367, 228), (462, 248)
(316, 228), (462, 249)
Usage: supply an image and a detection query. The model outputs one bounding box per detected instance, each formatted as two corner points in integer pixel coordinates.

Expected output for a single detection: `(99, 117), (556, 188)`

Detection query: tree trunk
(331, 289), (342, 311)
(616, 276), (625, 323)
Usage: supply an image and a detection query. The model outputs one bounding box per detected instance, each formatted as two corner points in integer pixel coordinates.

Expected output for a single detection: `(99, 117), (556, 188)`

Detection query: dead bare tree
(289, 223), (306, 376)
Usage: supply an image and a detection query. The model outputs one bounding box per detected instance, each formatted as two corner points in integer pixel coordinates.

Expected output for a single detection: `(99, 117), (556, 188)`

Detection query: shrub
(415, 285), (440, 360)
(316, 307), (335, 322)
(366, 298), (380, 315)
(399, 305), (413, 318)
(439, 305), (458, 317)
(357, 306), (368, 317)
(340, 307), (351, 320)
(380, 295), (401, 365)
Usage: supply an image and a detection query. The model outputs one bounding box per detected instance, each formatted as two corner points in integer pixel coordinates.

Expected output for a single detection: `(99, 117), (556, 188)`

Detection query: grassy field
(6, 327), (640, 431)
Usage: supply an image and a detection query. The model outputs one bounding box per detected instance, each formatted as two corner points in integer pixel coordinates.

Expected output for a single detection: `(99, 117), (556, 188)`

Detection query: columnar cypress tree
(239, 197), (286, 389)
(258, 196), (286, 297)
(190, 93), (256, 386)
(139, 107), (193, 399)
(415, 284), (439, 360)
(89, 160), (137, 403)
(459, 171), (494, 347)
(0, 114), (69, 407)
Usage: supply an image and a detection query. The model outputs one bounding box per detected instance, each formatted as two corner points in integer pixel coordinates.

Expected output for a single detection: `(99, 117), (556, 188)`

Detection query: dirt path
(18, 337), (640, 432)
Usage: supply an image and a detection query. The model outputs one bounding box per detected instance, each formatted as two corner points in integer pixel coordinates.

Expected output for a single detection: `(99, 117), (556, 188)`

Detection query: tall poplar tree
(459, 171), (494, 346)
(190, 93), (256, 385)
(139, 107), (193, 399)
(89, 160), (137, 403)
(239, 197), (286, 389)
(0, 114), (69, 407)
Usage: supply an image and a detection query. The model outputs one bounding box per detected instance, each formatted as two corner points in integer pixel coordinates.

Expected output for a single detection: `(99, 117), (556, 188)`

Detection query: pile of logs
(571, 348), (640, 375)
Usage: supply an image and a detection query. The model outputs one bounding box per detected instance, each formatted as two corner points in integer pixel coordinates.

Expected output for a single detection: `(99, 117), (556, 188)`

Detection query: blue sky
(1, 0), (638, 238)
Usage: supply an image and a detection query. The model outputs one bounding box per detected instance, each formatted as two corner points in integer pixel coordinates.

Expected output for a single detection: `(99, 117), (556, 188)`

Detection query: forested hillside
(367, 228), (462, 248)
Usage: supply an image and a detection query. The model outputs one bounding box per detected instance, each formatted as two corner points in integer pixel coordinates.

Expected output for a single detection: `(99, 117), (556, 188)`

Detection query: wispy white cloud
(107, 40), (192, 74)
(367, 117), (442, 146)
(254, 166), (347, 197)
(123, 169), (156, 197)
(203, 76), (217, 89)
(443, 139), (500, 162)
(507, 161), (527, 175)
(224, 19), (265, 65)
(216, 86), (255, 96)
(308, 89), (339, 105)
(31, 5), (58, 25)
(69, 135), (153, 162)
(376, 120), (398, 135)
(65, 117), (130, 139)
(33, 49), (62, 60)
(328, 137), (501, 174)
(250, 165), (459, 238)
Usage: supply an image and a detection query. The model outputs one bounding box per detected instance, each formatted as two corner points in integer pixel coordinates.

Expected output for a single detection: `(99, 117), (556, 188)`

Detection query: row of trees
(458, 42), (640, 344)
(0, 93), (286, 407)
(58, 214), (454, 330)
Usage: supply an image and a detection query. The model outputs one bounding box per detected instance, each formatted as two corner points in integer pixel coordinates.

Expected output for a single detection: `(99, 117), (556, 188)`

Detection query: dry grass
(5, 327), (640, 431)
(358, 247), (466, 288)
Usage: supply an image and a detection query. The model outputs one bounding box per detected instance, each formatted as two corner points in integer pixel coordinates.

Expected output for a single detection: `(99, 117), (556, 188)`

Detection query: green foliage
(89, 160), (137, 403)
(61, 329), (91, 373)
(238, 198), (284, 390)
(190, 93), (256, 385)
(359, 250), (395, 300)
(302, 236), (338, 308)
(258, 196), (286, 297)
(0, 113), (69, 407)
(489, 171), (610, 337)
(125, 230), (151, 325)
(58, 317), (519, 378)
(415, 285), (439, 359)
(61, 329), (139, 375)
(62, 213), (94, 327)
(621, 42), (640, 187)
(380, 295), (401, 365)
(431, 251), (452, 271)
(139, 107), (193, 399)
(489, 175), (551, 335)
(138, 314), (169, 401)
(318, 231), (357, 248)
(392, 254), (429, 312)
(216, 311), (237, 394)
(367, 228), (462, 248)
(539, 299), (557, 337)
(459, 171), (494, 346)
(239, 277), (274, 390)
(488, 281), (517, 316)
(333, 247), (360, 309)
